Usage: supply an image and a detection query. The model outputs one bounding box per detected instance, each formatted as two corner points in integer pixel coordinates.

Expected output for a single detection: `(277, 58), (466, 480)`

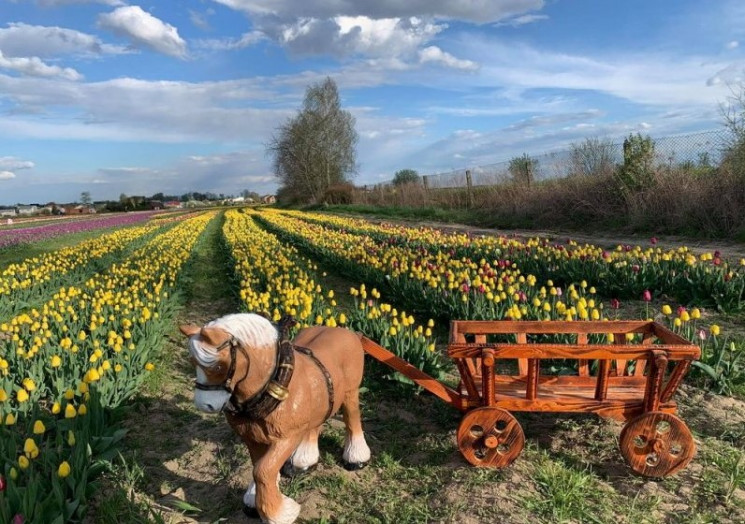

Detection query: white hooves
(264, 495), (301, 524)
(343, 433), (371, 468)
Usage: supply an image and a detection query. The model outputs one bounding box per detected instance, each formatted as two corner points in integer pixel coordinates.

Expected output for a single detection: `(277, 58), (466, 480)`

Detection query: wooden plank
(451, 319), (653, 335)
(517, 332), (528, 376)
(526, 358), (539, 400)
(644, 351), (668, 412)
(614, 332), (627, 377)
(595, 359), (611, 400)
(634, 332), (654, 377)
(360, 336), (463, 409)
(481, 348), (495, 406)
(452, 329), (480, 405)
(661, 360), (692, 403)
(653, 324), (702, 352)
(448, 343), (699, 360)
(577, 333), (589, 376)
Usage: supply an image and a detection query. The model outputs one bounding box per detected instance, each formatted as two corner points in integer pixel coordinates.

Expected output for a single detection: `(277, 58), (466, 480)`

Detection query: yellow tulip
(52, 402), (61, 414)
(0, 389), (7, 402)
(33, 420), (46, 434)
(710, 324), (721, 336)
(51, 355), (62, 368)
(58, 461), (71, 478)
(18, 455), (29, 470)
(67, 430), (76, 446)
(22, 378), (36, 391)
(64, 388), (75, 400)
(78, 404), (87, 416)
(64, 404), (77, 419)
(5, 413), (16, 425)
(145, 362), (155, 371)
(16, 389), (29, 402)
(661, 305), (672, 316)
(9, 467), (17, 480)
(691, 308), (701, 319)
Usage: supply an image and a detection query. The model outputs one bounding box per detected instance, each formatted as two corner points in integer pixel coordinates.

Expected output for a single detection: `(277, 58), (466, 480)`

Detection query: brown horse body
(180, 314), (370, 524)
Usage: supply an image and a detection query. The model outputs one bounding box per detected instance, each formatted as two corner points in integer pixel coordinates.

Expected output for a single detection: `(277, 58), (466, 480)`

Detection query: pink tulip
(642, 290), (652, 302)
(650, 237), (658, 245)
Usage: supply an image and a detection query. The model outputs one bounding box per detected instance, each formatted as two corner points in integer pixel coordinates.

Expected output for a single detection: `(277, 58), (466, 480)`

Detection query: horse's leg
(282, 425), (322, 477)
(254, 436), (303, 524)
(341, 388), (371, 470)
(243, 441), (268, 518)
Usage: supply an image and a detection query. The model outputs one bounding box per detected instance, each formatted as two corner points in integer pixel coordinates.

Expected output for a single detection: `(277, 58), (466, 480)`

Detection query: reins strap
(294, 345), (335, 421)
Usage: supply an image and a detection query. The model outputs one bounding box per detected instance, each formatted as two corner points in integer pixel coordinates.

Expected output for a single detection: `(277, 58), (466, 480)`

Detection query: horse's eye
(212, 364), (224, 374)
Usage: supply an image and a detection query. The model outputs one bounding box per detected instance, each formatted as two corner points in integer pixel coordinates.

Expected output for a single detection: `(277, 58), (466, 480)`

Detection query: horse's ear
(200, 326), (227, 347)
(179, 324), (200, 337)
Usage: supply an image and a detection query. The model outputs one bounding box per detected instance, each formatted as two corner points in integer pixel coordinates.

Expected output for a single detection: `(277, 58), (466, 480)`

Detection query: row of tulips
(0, 211), (215, 523)
(285, 210), (745, 311)
(0, 220), (169, 320)
(256, 210), (605, 324)
(222, 209), (444, 381)
(0, 211), (161, 249)
(256, 210), (741, 392)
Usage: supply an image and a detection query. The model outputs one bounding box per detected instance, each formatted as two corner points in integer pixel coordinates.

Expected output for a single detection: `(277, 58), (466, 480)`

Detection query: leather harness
(194, 316), (335, 421)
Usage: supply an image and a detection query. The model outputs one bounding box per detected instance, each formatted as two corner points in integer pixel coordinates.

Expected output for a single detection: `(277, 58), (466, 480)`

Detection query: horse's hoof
(242, 504), (259, 519)
(342, 460), (368, 471)
(281, 461), (317, 478)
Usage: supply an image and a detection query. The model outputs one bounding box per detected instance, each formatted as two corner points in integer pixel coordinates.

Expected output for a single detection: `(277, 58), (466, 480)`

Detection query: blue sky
(0, 0), (743, 205)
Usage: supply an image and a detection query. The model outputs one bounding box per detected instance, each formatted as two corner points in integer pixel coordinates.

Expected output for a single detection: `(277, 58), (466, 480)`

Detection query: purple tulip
(0, 212), (159, 248)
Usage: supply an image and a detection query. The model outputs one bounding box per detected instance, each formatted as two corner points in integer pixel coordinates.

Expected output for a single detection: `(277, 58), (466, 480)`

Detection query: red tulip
(610, 298), (620, 309)
(642, 290), (652, 302)
(650, 237), (658, 245)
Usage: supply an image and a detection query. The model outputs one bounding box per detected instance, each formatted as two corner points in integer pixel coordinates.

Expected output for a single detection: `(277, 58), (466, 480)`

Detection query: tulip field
(1, 207), (744, 523)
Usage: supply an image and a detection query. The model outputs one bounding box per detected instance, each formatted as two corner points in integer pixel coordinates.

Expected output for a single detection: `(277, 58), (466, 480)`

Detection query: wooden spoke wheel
(620, 411), (695, 478)
(457, 407), (524, 468)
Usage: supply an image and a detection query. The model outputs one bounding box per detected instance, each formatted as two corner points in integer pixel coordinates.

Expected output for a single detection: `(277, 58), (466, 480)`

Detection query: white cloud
(0, 157), (35, 170)
(0, 171), (16, 180)
(418, 46), (478, 71)
(0, 50), (82, 80)
(194, 31), (264, 51)
(0, 23), (129, 58)
(726, 40), (739, 49)
(494, 14), (549, 27)
(98, 6), (188, 58)
(212, 0), (545, 24)
(189, 9), (214, 31)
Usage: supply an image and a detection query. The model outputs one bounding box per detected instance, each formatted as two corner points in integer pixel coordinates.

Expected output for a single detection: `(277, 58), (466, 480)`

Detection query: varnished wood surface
(457, 407), (525, 468)
(619, 411), (696, 477)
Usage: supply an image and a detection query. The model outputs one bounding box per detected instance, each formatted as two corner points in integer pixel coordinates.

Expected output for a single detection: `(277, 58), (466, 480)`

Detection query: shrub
(323, 182), (355, 204)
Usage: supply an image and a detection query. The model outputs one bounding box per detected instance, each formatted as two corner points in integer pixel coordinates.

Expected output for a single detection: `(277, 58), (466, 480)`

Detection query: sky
(0, 0), (744, 205)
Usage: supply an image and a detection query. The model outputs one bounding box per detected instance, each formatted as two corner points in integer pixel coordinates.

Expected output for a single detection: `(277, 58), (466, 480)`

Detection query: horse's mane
(189, 313), (278, 368)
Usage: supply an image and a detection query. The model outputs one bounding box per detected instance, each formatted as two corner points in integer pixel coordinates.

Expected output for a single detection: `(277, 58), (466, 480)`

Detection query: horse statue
(179, 313), (371, 524)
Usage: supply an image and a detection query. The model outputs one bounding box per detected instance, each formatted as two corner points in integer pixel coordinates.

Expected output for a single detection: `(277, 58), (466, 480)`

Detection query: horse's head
(179, 313), (278, 413)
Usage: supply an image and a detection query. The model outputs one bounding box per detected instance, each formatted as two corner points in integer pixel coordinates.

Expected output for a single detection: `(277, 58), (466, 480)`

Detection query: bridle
(192, 316), (310, 420)
(193, 335), (247, 394)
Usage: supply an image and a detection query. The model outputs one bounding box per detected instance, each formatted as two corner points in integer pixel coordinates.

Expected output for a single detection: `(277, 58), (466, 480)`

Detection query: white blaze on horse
(180, 313), (371, 524)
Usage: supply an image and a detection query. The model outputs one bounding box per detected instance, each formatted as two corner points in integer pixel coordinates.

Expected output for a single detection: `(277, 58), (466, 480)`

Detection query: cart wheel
(457, 407), (524, 468)
(619, 411), (695, 477)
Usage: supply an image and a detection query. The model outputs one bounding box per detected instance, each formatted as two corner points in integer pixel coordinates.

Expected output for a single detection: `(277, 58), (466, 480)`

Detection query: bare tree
(568, 137), (617, 177)
(720, 83), (745, 177)
(268, 77), (358, 203)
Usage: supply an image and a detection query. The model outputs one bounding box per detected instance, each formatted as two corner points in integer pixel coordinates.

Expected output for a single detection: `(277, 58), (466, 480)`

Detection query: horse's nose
(206, 403), (214, 411)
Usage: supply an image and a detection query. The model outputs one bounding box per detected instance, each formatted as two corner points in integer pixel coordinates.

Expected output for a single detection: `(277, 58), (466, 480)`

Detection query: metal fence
(373, 129), (731, 190)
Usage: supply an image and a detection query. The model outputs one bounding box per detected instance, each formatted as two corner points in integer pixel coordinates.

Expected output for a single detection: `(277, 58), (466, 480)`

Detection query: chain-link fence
(369, 129), (730, 190)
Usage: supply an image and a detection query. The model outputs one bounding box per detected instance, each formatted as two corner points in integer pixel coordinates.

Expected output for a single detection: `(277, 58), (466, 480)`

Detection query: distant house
(148, 200), (163, 210)
(16, 205), (38, 216)
(261, 195), (276, 204)
(163, 200), (182, 209)
(0, 207), (16, 217)
(63, 205), (96, 215)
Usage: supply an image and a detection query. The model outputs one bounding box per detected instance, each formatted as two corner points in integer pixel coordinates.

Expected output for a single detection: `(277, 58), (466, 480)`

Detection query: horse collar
(228, 338), (295, 420)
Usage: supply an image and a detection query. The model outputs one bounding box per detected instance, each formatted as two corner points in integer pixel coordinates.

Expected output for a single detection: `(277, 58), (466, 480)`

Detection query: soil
(100, 213), (745, 524)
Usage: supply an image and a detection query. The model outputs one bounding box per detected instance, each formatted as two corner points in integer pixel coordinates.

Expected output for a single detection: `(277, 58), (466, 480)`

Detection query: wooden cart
(360, 320), (701, 478)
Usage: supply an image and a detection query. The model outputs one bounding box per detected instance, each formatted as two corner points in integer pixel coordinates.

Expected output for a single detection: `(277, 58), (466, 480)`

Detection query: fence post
(422, 175), (429, 190)
(465, 170), (474, 208)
